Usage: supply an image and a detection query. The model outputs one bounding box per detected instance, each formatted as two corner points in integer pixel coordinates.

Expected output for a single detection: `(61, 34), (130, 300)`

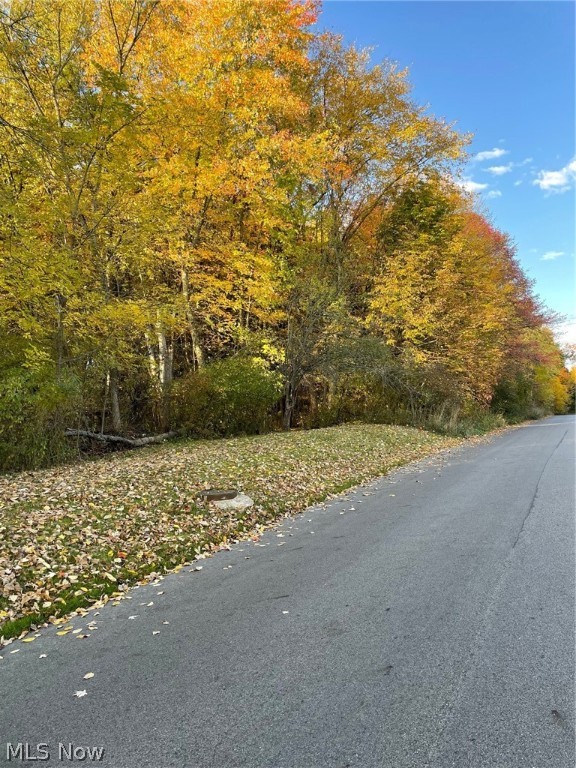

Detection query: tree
(0, 0), (566, 468)
(368, 180), (552, 409)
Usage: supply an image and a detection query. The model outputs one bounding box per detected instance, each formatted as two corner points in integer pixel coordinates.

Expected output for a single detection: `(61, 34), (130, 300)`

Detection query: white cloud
(486, 190), (502, 199)
(541, 250), (564, 261)
(513, 179), (523, 186)
(456, 179), (489, 193)
(473, 148), (508, 162)
(533, 158), (576, 193)
(486, 164), (512, 176)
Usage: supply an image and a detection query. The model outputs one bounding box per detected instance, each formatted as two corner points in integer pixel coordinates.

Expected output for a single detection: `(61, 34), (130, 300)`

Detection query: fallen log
(65, 429), (180, 447)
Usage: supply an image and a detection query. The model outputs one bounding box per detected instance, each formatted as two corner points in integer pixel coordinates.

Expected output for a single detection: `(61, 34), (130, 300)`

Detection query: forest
(0, 0), (573, 472)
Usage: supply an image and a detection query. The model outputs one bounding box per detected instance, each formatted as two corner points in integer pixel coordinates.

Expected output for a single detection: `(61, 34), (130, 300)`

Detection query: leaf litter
(0, 423), (461, 642)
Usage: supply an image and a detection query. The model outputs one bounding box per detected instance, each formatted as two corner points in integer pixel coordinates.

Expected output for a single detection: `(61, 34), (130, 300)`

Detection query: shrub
(424, 403), (506, 437)
(0, 368), (82, 472)
(173, 356), (283, 437)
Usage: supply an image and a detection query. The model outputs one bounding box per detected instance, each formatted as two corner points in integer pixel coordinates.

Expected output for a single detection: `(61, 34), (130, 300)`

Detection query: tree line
(0, 0), (572, 471)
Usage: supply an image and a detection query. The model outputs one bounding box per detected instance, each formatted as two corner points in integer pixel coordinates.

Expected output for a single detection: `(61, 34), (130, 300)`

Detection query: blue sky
(317, 1), (575, 346)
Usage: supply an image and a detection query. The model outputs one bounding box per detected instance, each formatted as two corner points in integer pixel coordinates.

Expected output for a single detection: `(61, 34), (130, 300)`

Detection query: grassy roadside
(0, 423), (466, 642)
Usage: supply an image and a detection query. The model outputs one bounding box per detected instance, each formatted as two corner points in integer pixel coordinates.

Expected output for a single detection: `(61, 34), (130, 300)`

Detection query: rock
(212, 493), (254, 512)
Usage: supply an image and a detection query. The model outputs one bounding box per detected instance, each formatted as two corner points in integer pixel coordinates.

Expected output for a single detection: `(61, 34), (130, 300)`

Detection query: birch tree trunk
(181, 267), (204, 368)
(154, 315), (173, 430)
(156, 320), (173, 388)
(144, 330), (159, 381)
(109, 369), (122, 433)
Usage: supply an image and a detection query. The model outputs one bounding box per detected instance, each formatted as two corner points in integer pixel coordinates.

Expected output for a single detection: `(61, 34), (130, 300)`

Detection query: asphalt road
(1, 415), (574, 768)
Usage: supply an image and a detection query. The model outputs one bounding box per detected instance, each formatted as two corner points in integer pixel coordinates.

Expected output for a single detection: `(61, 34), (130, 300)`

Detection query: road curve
(0, 415), (574, 768)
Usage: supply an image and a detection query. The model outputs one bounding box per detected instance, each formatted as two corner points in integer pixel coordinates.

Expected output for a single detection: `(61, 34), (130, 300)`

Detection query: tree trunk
(101, 374), (109, 435)
(109, 369), (122, 433)
(65, 429), (179, 447)
(54, 292), (66, 376)
(181, 268), (204, 368)
(156, 320), (173, 388)
(155, 316), (173, 431)
(144, 330), (159, 380)
(283, 383), (295, 430)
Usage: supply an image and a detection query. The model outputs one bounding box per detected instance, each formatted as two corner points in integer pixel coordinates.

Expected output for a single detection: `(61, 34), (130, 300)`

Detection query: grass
(0, 422), (465, 642)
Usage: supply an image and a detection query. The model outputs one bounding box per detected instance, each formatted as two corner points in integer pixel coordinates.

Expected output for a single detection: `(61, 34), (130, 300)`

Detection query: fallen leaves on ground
(0, 423), (461, 640)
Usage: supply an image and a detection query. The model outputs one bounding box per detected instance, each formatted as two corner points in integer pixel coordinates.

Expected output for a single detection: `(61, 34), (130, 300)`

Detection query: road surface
(0, 415), (574, 768)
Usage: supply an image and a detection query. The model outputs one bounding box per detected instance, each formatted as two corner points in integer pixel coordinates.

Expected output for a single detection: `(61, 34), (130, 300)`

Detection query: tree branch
(65, 429), (181, 447)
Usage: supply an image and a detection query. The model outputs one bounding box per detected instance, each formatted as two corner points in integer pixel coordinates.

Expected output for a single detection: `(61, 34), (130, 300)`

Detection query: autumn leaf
(0, 424), (463, 637)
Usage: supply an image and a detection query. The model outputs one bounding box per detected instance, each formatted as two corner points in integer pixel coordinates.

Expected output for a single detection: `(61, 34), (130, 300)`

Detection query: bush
(173, 356), (283, 437)
(491, 369), (561, 422)
(0, 368), (82, 472)
(424, 404), (506, 437)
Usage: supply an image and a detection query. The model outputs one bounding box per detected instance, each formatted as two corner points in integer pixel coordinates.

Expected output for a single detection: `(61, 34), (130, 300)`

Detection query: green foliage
(295, 337), (407, 428)
(567, 380), (576, 413)
(424, 405), (507, 437)
(492, 358), (571, 421)
(0, 369), (82, 471)
(173, 357), (283, 437)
